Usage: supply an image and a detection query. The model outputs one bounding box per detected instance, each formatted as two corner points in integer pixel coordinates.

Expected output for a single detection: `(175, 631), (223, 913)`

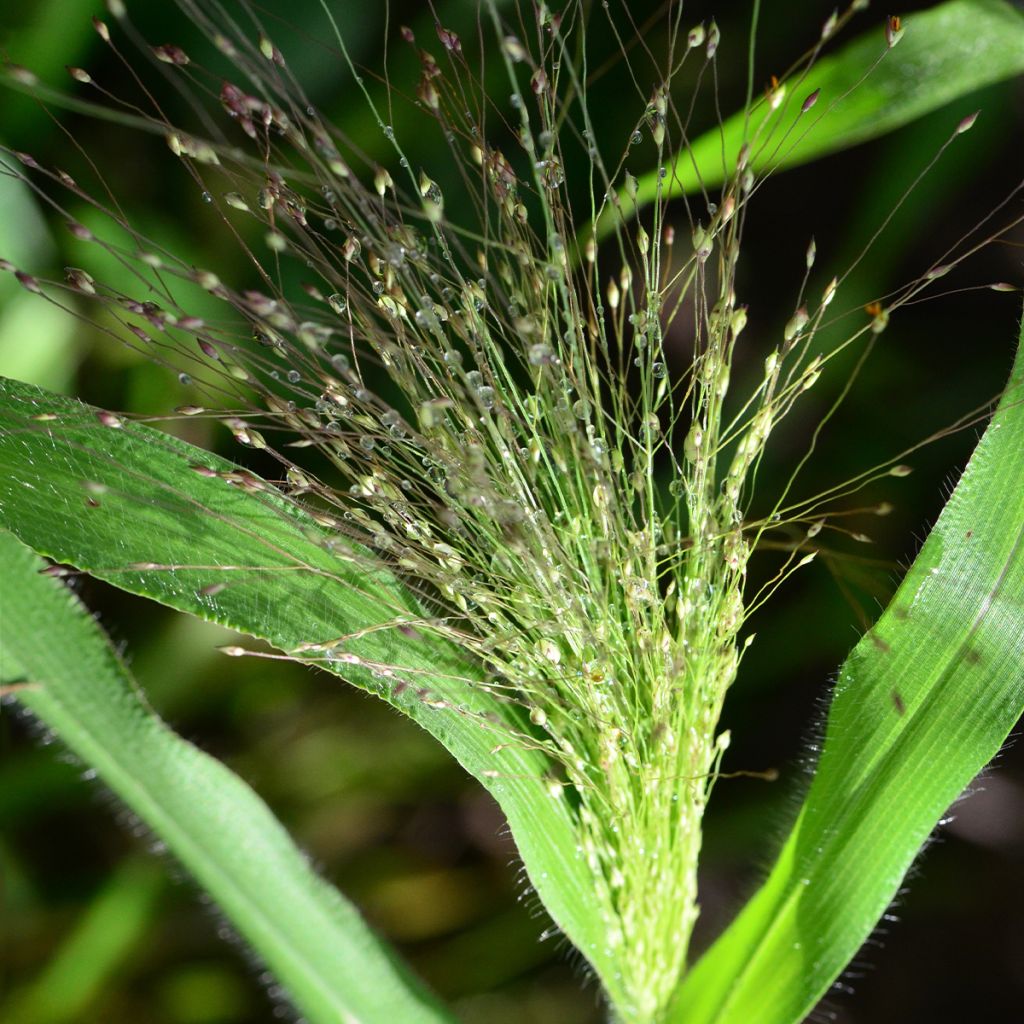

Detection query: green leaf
(0, 376), (620, 1008)
(614, 0), (1024, 237)
(0, 176), (79, 393)
(0, 528), (454, 1024)
(2, 860), (163, 1024)
(669, 327), (1024, 1023)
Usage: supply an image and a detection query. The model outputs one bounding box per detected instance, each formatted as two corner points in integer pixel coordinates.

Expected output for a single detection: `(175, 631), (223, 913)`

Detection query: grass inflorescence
(2, 1), (1022, 1020)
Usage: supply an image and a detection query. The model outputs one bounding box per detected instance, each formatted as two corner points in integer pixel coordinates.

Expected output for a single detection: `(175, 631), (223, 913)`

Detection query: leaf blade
(0, 376), (617, 1007)
(615, 0), (1024, 237)
(0, 528), (456, 1024)
(671, 330), (1024, 1023)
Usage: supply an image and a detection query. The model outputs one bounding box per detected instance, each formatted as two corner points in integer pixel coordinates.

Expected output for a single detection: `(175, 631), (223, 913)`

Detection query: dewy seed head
(7, 3), (1012, 1019)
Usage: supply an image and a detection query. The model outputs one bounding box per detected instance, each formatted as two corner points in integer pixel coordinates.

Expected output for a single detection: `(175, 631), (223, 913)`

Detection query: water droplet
(414, 306), (439, 331)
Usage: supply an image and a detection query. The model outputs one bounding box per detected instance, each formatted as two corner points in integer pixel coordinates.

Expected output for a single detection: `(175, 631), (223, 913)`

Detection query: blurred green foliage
(2, 2), (1023, 1022)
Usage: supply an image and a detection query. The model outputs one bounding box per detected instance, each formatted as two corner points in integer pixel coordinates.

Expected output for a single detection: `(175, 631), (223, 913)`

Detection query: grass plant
(2, 2), (1024, 1022)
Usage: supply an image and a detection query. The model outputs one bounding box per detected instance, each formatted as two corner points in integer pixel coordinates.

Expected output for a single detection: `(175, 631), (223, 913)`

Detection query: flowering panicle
(0, 1), (1012, 1018)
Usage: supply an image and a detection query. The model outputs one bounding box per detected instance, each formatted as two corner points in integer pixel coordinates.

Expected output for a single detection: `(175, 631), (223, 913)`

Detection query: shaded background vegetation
(1, 1), (1023, 1021)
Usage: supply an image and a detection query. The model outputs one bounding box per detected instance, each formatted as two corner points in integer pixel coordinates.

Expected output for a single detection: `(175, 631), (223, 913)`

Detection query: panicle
(4, 2), (1012, 1017)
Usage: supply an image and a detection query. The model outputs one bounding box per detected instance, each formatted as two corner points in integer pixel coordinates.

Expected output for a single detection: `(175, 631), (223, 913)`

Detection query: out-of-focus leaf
(610, 0), (1024, 238)
(2, 860), (162, 1024)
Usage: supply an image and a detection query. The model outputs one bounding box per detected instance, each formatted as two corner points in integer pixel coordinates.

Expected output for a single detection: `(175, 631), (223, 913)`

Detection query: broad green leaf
(612, 0), (1024, 238)
(0, 376), (621, 1008)
(669, 330), (1024, 1023)
(0, 528), (454, 1024)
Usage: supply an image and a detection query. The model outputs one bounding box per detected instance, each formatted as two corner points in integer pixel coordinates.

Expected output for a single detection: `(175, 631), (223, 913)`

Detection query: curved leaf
(609, 0), (1024, 238)
(0, 376), (620, 1009)
(670, 327), (1024, 1022)
(0, 528), (454, 1024)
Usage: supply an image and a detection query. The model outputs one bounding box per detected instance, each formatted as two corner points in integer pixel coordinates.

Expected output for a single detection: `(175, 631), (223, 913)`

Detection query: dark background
(1, 2), (1023, 1022)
